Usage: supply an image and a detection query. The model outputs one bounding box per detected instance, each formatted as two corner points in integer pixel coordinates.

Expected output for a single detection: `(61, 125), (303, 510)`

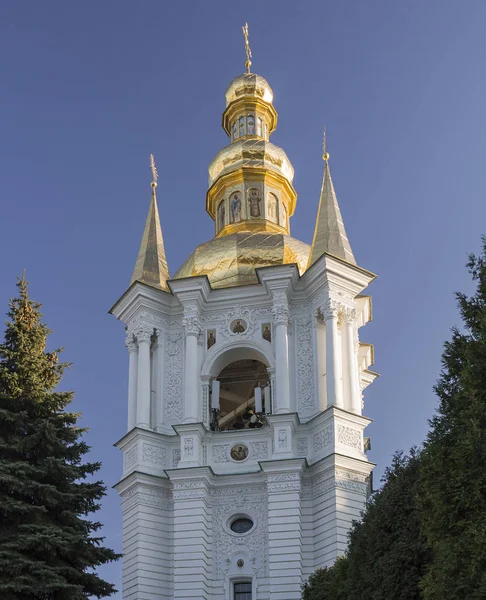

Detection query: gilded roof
(208, 139), (294, 187)
(225, 73), (274, 106)
(173, 232), (310, 289)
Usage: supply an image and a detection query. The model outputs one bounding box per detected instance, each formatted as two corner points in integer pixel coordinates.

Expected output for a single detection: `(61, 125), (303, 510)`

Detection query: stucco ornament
(164, 332), (183, 422)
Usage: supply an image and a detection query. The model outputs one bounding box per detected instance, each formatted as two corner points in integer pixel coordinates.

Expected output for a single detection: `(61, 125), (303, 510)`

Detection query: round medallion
(230, 318), (247, 334)
(230, 443), (249, 462)
(230, 517), (254, 534)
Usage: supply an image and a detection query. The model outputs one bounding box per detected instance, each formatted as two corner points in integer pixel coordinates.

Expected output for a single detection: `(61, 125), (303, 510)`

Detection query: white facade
(112, 255), (377, 600)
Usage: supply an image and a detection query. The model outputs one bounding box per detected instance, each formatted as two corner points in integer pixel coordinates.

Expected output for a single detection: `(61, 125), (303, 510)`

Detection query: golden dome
(208, 139), (295, 187)
(225, 73), (274, 106)
(173, 232), (310, 289)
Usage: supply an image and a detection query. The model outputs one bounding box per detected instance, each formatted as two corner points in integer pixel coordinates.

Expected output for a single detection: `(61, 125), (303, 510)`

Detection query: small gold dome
(174, 232), (310, 289)
(225, 73), (274, 106)
(208, 139), (295, 187)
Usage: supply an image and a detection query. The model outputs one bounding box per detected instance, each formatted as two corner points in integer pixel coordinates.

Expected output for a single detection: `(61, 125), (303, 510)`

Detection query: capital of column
(125, 334), (138, 354)
(343, 306), (358, 325)
(271, 291), (290, 327)
(321, 299), (340, 321)
(182, 315), (202, 337)
(134, 323), (153, 344)
(152, 328), (164, 349)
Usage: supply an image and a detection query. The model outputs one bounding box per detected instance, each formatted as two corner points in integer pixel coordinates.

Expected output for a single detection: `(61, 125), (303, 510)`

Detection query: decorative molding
(249, 440), (268, 460)
(277, 429), (288, 448)
(201, 384), (209, 427)
(297, 437), (308, 457)
(337, 425), (362, 450)
(121, 486), (172, 512)
(183, 437), (194, 458)
(124, 446), (137, 470)
(313, 424), (333, 453)
(173, 449), (181, 467)
(125, 335), (138, 353)
(218, 305), (269, 341)
(164, 332), (183, 422)
(212, 485), (268, 578)
(141, 443), (166, 466)
(321, 299), (339, 321)
(133, 323), (153, 343)
(182, 316), (202, 337)
(213, 444), (230, 463)
(296, 317), (315, 410)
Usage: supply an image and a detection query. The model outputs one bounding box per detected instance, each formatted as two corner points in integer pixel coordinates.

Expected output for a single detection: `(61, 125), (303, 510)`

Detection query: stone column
(315, 309), (327, 411)
(322, 300), (343, 409)
(153, 329), (165, 431)
(182, 313), (202, 423)
(135, 324), (152, 429)
(272, 291), (291, 413)
(125, 334), (138, 431)
(344, 308), (361, 414)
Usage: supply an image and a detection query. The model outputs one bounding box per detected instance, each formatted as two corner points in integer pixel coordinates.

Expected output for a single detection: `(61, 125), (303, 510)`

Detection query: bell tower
(111, 25), (378, 600)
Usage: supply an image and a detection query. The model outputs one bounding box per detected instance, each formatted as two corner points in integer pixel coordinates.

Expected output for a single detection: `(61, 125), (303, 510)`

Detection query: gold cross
(242, 22), (252, 74)
(150, 153), (158, 188)
(322, 127), (330, 162)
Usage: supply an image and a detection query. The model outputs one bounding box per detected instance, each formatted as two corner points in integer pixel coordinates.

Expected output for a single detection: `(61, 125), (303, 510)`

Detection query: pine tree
(0, 276), (120, 599)
(302, 450), (429, 600)
(418, 239), (486, 599)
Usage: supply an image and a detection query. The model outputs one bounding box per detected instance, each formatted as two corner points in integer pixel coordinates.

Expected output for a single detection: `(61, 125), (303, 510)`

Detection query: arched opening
(211, 359), (270, 431)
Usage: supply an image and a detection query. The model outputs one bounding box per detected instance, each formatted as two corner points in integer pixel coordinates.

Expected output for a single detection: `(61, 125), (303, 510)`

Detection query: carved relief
(277, 429), (288, 448)
(313, 424), (333, 453)
(141, 443), (166, 466)
(249, 440), (268, 460)
(297, 437), (308, 457)
(338, 425), (362, 450)
(212, 485), (268, 578)
(164, 332), (183, 422)
(121, 486), (172, 513)
(220, 305), (259, 340)
(173, 449), (181, 467)
(124, 446), (137, 470)
(212, 444), (230, 463)
(184, 438), (194, 457)
(296, 317), (315, 410)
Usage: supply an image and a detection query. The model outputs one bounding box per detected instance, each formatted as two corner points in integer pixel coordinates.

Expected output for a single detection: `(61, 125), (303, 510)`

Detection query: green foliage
(418, 238), (486, 599)
(0, 276), (120, 599)
(302, 557), (349, 600)
(302, 451), (429, 600)
(302, 238), (486, 599)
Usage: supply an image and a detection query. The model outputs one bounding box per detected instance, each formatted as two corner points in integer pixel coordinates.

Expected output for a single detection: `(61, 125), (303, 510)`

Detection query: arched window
(266, 193), (278, 224)
(211, 359), (270, 431)
(218, 199), (226, 230)
(230, 192), (242, 223)
(247, 114), (255, 135)
(247, 188), (261, 218)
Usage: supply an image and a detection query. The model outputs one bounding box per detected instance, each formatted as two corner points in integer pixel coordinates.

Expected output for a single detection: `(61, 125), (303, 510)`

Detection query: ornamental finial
(150, 153), (158, 189)
(242, 22), (252, 74)
(322, 127), (330, 162)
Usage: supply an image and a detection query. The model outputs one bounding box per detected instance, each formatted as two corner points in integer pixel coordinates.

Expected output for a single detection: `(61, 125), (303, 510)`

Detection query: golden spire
(130, 155), (170, 291)
(242, 22), (252, 74)
(308, 133), (356, 268)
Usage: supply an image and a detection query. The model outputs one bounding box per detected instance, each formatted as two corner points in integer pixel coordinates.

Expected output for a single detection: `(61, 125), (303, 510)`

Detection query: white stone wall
(112, 256), (377, 598)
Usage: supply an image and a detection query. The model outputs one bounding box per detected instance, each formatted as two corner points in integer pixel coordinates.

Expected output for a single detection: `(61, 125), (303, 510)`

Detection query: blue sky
(1, 1), (485, 595)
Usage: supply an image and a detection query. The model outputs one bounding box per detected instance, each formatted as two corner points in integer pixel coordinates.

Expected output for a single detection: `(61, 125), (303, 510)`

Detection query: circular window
(230, 517), (254, 534)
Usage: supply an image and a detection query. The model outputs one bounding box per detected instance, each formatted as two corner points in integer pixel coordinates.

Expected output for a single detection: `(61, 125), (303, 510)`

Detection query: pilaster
(261, 459), (306, 600)
(168, 468), (213, 600)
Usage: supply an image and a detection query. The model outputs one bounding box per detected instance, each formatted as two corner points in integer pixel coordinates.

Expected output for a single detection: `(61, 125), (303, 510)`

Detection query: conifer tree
(0, 276), (120, 599)
(418, 239), (486, 599)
